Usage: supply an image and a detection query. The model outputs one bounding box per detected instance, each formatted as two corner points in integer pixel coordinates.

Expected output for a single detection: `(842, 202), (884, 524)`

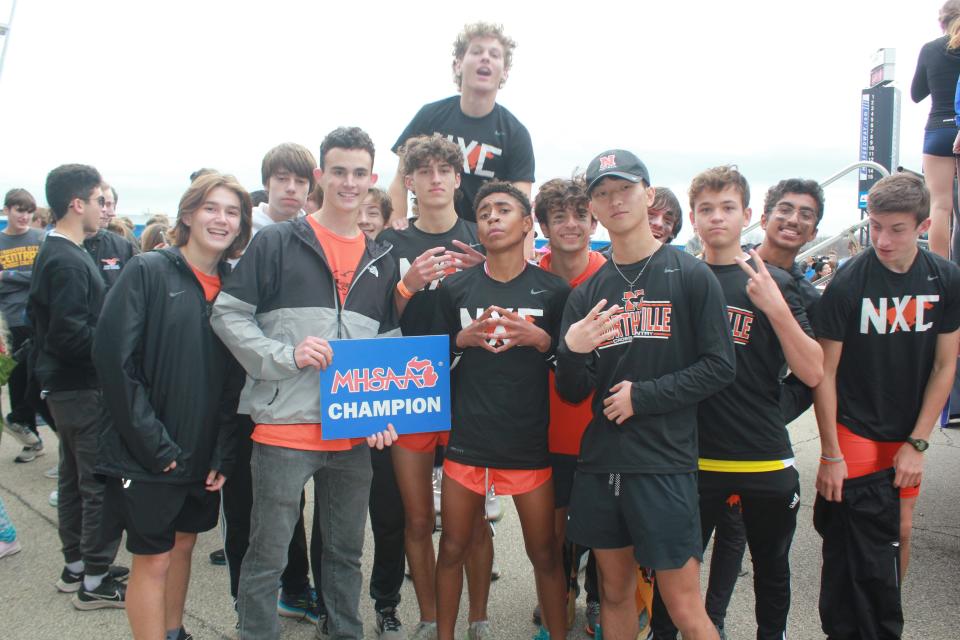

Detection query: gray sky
(0, 0), (947, 243)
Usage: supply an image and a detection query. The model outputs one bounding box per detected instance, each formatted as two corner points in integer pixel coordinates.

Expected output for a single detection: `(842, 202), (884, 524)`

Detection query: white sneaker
(48, 490), (58, 507)
(44, 466), (59, 479)
(409, 621), (437, 640)
(14, 441), (44, 463)
(4, 421), (39, 447)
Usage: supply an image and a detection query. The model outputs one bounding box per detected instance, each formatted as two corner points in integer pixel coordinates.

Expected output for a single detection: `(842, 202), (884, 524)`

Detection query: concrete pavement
(1, 410), (958, 639)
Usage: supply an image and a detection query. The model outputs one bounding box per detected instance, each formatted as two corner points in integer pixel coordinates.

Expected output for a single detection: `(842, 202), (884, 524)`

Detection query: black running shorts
(566, 471), (702, 570)
(102, 477), (220, 555)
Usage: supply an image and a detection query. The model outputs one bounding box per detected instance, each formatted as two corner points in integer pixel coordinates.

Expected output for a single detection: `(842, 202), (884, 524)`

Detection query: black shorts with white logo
(566, 471), (702, 570)
(102, 477), (220, 555)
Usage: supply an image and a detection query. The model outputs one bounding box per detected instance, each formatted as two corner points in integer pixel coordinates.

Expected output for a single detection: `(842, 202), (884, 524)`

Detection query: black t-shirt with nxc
(698, 260), (813, 467)
(814, 248), (960, 441)
(379, 218), (480, 337)
(437, 263), (569, 469)
(393, 96), (535, 222)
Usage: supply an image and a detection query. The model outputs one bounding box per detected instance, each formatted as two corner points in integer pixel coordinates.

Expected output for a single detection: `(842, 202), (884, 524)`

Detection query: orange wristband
(397, 280), (415, 299)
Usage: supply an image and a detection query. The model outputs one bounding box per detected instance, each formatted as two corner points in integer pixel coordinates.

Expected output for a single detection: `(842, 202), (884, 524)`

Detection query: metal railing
(740, 160), (890, 239)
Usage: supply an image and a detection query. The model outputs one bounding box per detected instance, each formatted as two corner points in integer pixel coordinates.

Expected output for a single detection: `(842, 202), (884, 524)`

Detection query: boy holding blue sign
(435, 181), (570, 640)
(211, 127), (401, 640)
(381, 134), (488, 640)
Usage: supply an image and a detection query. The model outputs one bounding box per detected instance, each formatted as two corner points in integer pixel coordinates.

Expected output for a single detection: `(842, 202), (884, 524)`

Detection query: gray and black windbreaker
(211, 216), (400, 428)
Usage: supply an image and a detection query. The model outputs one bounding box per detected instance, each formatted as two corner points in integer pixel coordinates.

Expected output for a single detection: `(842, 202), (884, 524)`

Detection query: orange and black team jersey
(379, 218), (480, 337)
(815, 248), (960, 442)
(556, 245), (736, 475)
(437, 263), (570, 470)
(539, 250), (607, 456)
(697, 260), (813, 472)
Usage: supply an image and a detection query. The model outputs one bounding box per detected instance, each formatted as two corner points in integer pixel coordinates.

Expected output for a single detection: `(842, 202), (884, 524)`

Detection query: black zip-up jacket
(28, 234), (105, 391)
(211, 217), (400, 428)
(84, 228), (138, 291)
(93, 248), (243, 483)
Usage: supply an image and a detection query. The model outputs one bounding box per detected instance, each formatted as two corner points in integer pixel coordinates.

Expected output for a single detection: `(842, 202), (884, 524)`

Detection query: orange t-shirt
(252, 217), (367, 452)
(189, 265), (222, 302)
(539, 251), (607, 455)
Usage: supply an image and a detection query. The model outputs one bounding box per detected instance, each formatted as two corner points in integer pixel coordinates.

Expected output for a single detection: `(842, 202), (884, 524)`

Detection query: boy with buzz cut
(380, 134), (486, 640)
(93, 172), (251, 640)
(651, 166), (823, 640)
(212, 127), (401, 640)
(813, 173), (960, 639)
(556, 150), (735, 640)
(388, 22), (534, 227)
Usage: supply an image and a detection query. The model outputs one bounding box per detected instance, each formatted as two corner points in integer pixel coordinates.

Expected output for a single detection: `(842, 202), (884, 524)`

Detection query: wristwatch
(906, 437), (929, 452)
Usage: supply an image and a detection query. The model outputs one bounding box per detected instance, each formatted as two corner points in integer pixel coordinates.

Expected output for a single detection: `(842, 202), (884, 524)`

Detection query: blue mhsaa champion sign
(319, 335), (451, 440)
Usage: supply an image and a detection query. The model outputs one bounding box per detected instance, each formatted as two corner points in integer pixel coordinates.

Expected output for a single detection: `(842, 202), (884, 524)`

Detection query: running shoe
(532, 603), (542, 626)
(43, 466), (58, 479)
(585, 600), (601, 636)
(57, 565), (130, 592)
(175, 628), (194, 640)
(0, 539), (21, 559)
(209, 548), (226, 565)
(408, 621), (438, 640)
(72, 575), (126, 610)
(278, 587), (322, 622)
(532, 627), (551, 640)
(467, 620), (493, 640)
(375, 606), (403, 639)
(4, 421), (39, 447)
(48, 490), (58, 507)
(14, 441), (44, 463)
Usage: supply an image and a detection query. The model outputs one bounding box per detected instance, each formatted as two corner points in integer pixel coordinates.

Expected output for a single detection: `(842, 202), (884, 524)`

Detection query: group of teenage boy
(2, 19), (955, 640)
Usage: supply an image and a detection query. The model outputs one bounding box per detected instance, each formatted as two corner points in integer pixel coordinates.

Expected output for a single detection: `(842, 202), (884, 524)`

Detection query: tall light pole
(0, 0), (19, 86)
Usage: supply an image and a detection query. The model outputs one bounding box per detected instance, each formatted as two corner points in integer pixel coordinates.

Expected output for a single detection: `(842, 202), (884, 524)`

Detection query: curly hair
(400, 135), (464, 176)
(533, 177), (588, 226)
(452, 22), (516, 89)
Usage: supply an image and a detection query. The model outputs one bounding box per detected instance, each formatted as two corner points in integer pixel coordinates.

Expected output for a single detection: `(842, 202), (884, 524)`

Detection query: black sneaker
(176, 627), (194, 640)
(72, 575), (126, 610)
(56, 566), (84, 593)
(57, 564), (129, 593)
(375, 606), (403, 639)
(210, 548), (227, 565)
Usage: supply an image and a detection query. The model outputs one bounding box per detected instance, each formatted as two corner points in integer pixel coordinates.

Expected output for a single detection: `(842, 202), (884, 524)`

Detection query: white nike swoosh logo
(928, 276), (939, 281)
(169, 291), (185, 298)
(530, 289), (547, 295)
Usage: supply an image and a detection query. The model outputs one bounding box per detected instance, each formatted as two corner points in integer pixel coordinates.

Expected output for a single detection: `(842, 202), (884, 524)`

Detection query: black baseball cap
(585, 149), (651, 194)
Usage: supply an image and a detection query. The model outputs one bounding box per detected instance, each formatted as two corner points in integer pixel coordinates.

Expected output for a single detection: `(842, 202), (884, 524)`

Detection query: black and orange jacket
(93, 248), (243, 483)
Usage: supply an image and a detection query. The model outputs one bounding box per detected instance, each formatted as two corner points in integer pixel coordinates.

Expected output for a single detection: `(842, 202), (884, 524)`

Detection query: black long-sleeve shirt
(556, 246), (735, 474)
(911, 35), (960, 130)
(27, 234), (104, 391)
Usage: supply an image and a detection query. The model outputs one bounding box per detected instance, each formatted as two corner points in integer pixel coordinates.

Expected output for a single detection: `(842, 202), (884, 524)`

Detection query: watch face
(910, 438), (929, 452)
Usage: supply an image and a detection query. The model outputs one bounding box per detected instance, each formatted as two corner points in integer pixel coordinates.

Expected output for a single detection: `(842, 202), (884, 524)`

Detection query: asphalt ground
(1, 409), (958, 639)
